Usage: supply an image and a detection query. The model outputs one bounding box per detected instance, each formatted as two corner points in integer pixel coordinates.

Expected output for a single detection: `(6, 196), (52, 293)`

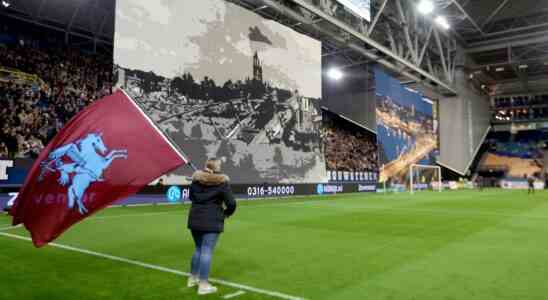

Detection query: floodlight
(435, 16), (450, 30)
(327, 68), (343, 81)
(417, 0), (434, 15)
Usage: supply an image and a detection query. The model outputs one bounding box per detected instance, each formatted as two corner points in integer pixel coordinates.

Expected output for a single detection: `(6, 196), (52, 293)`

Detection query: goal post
(409, 164), (442, 194)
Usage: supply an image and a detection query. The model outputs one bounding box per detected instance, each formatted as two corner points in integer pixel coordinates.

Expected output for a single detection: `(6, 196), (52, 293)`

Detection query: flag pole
(119, 88), (198, 172)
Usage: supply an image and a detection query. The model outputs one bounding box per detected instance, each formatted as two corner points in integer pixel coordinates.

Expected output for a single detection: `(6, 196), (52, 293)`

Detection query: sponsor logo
(166, 186), (182, 202)
(358, 184), (376, 192)
(317, 184), (343, 194)
(0, 160), (13, 180)
(32, 192), (96, 206)
(316, 184), (324, 195)
(6, 192), (18, 208)
(413, 183), (429, 190)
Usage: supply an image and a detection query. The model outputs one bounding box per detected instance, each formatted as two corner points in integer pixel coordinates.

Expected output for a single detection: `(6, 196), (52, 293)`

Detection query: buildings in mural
(114, 0), (325, 184)
(375, 69), (439, 184)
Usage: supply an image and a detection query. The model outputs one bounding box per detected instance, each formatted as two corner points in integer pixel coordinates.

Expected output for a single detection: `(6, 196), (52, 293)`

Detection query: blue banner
(375, 68), (439, 182)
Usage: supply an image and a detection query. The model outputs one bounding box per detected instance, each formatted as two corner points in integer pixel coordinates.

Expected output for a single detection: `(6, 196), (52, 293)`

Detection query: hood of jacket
(192, 170), (230, 186)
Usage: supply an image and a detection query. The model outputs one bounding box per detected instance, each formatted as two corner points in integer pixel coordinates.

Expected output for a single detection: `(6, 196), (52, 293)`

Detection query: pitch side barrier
(0, 182), (377, 210)
(147, 182), (378, 201)
(0, 158), (380, 209)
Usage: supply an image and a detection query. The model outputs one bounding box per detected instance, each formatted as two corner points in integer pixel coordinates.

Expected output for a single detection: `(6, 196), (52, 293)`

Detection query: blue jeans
(190, 231), (220, 281)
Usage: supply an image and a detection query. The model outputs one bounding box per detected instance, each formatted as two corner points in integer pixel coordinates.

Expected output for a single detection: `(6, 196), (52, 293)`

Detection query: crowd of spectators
(0, 43), (112, 158)
(324, 124), (378, 173)
(484, 130), (546, 159)
(493, 107), (548, 122)
(493, 94), (548, 122)
(493, 94), (548, 109)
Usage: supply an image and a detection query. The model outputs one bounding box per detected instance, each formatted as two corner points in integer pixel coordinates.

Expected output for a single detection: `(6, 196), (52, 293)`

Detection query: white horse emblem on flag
(39, 132), (128, 214)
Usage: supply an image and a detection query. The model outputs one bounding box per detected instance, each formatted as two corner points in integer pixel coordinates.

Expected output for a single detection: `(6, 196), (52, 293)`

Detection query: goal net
(409, 164), (442, 193)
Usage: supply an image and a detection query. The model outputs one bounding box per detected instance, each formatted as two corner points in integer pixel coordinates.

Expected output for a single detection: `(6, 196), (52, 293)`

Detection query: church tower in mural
(253, 51), (263, 82)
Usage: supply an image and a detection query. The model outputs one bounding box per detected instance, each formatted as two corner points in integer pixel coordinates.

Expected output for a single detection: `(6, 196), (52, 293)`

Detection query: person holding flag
(10, 89), (188, 247)
(9, 89), (238, 296)
(186, 158), (237, 295)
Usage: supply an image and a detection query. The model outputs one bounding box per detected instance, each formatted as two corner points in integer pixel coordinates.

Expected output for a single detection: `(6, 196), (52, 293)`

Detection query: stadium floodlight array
(409, 164), (442, 194)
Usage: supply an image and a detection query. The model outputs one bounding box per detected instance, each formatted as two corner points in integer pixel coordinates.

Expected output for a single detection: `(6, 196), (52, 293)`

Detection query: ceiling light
(435, 16), (450, 30)
(327, 68), (343, 81)
(1, 0), (10, 7)
(417, 0), (434, 15)
(495, 67), (504, 72)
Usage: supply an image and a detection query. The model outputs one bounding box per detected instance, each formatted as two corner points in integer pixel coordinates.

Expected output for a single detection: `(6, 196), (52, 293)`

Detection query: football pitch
(2, 189), (548, 300)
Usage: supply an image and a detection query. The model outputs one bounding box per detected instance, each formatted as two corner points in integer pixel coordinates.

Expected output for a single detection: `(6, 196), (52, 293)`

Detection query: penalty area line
(0, 232), (306, 300)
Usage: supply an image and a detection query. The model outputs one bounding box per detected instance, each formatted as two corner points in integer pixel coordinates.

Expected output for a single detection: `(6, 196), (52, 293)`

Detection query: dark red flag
(10, 89), (187, 247)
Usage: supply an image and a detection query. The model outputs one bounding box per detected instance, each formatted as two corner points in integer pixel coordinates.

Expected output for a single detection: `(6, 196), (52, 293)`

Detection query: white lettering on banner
(501, 180), (546, 190)
(323, 185), (343, 193)
(180, 188), (190, 200)
(413, 183), (429, 190)
(247, 185), (296, 197)
(7, 192), (18, 207)
(0, 160), (14, 180)
(358, 184), (376, 192)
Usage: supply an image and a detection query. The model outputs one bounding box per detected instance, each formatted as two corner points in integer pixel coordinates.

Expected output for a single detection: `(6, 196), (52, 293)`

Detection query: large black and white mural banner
(114, 0), (326, 184)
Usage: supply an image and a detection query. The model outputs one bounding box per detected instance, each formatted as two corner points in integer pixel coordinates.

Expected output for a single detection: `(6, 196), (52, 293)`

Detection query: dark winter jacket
(187, 170), (237, 233)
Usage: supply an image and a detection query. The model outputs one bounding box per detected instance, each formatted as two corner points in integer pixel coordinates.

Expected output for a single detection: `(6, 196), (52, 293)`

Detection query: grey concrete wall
(438, 68), (491, 174)
(322, 56), (376, 132)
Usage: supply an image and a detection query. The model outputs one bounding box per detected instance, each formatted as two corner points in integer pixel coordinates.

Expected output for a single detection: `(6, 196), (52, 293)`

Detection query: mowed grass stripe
(0, 232), (305, 300)
(1, 190), (548, 299)
(336, 194), (548, 300)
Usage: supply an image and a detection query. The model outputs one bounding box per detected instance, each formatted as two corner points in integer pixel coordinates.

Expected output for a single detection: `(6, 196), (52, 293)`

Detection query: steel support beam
(418, 24), (433, 66)
(480, 0), (510, 31)
(471, 54), (548, 69)
(450, 40), (457, 82)
(253, 5), (268, 12)
(34, 0), (47, 21)
(395, 0), (417, 63)
(481, 22), (548, 38)
(450, 0), (484, 35)
(67, 3), (83, 32)
(433, 28), (449, 81)
(257, 0), (455, 95)
(466, 30), (548, 53)
(95, 10), (112, 38)
(367, 0), (389, 36)
(276, 0), (457, 95)
(340, 59), (372, 69)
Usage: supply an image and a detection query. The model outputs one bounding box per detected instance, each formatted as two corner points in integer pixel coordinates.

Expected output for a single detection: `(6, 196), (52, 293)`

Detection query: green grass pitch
(1, 189), (548, 299)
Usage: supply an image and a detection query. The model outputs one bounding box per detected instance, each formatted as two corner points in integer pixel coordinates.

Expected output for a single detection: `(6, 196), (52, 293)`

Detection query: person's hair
(205, 158), (221, 173)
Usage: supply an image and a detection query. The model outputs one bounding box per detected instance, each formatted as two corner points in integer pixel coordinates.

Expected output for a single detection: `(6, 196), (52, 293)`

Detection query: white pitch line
(0, 232), (306, 300)
(224, 290), (246, 299)
(0, 224), (21, 231)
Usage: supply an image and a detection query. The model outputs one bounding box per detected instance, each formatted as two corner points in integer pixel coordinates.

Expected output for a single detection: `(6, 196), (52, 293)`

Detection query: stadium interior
(1, 0), (548, 299)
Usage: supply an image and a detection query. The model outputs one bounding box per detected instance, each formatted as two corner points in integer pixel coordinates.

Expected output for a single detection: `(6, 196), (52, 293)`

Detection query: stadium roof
(0, 0), (546, 95)
(443, 0), (548, 95)
(0, 0), (114, 45)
